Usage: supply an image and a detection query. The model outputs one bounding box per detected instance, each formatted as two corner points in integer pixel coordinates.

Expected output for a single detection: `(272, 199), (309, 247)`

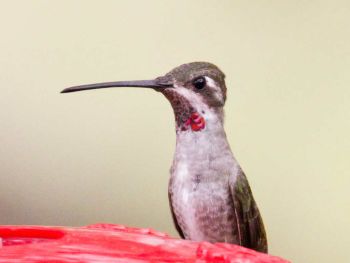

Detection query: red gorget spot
(185, 112), (206, 132)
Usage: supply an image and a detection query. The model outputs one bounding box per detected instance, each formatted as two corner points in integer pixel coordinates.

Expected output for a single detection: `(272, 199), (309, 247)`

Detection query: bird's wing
(168, 192), (185, 239)
(229, 167), (268, 253)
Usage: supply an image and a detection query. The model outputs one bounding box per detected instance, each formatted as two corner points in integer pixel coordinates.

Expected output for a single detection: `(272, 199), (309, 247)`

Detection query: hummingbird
(61, 62), (268, 253)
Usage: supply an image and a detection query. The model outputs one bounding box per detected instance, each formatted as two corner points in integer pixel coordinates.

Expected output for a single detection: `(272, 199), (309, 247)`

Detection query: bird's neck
(174, 107), (233, 162)
(171, 108), (238, 185)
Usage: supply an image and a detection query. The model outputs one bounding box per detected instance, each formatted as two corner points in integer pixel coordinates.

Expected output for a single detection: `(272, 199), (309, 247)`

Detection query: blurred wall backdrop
(1, 1), (349, 262)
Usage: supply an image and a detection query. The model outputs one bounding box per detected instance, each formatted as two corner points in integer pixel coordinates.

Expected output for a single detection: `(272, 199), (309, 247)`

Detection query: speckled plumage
(160, 62), (268, 253)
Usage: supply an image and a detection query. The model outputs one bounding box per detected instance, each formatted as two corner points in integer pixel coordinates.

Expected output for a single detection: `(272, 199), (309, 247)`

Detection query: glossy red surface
(0, 224), (289, 262)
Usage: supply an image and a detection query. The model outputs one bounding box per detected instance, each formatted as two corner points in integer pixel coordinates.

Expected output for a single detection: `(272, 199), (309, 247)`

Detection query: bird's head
(62, 62), (227, 132)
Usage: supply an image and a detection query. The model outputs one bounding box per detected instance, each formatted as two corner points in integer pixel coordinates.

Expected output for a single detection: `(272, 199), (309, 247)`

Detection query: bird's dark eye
(192, 76), (206, 90)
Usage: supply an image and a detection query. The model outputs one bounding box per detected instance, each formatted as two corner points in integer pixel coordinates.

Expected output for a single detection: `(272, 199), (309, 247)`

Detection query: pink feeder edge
(0, 224), (290, 262)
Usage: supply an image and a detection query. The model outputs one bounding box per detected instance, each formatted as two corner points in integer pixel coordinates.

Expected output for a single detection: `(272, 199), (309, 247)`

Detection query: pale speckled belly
(169, 177), (238, 243)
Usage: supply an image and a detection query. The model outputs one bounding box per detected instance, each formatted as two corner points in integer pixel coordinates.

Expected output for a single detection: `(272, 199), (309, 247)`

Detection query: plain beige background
(1, 1), (349, 262)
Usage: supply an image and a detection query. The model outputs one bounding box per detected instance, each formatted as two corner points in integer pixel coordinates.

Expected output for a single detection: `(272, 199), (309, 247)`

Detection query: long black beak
(61, 79), (171, 93)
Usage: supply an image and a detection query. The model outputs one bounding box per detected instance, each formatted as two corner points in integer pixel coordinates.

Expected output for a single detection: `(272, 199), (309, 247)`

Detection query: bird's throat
(183, 112), (206, 132)
(161, 88), (223, 133)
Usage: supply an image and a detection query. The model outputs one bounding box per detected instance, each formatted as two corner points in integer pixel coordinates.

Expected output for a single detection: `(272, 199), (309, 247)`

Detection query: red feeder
(0, 224), (289, 262)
